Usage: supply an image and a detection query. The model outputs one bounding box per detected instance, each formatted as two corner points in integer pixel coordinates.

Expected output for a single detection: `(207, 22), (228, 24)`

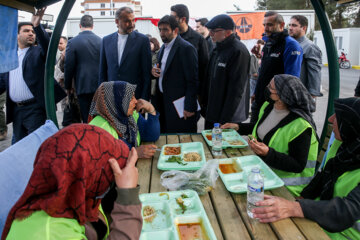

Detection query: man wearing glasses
(202, 14), (250, 130)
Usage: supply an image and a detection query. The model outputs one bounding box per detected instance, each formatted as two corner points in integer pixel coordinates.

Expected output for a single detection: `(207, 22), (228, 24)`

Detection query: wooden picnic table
(137, 133), (330, 240)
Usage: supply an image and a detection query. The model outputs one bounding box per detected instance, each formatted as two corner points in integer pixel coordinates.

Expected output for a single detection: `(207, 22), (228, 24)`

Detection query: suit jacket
(154, 36), (198, 133)
(99, 31), (152, 100)
(0, 25), (66, 124)
(64, 31), (101, 95)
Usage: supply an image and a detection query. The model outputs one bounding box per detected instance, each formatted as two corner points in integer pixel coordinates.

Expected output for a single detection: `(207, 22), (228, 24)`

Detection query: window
(112, 3), (115, 7)
(314, 37), (317, 45)
(101, 3), (105, 8)
(101, 11), (105, 16)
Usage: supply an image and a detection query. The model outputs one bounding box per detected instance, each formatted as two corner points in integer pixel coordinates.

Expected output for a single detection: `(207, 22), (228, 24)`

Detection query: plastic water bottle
(212, 123), (222, 156)
(247, 167), (264, 218)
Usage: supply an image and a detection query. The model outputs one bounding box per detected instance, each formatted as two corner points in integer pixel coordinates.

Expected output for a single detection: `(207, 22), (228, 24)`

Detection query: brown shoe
(0, 131), (7, 141)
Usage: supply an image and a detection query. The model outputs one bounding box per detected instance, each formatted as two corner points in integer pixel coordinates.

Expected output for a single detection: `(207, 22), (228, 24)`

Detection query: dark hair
(257, 39), (265, 45)
(80, 15), (93, 28)
(251, 45), (261, 58)
(291, 15), (308, 32)
(195, 18), (208, 27)
(115, 7), (133, 20)
(149, 37), (160, 52)
(158, 15), (179, 31)
(18, 22), (33, 33)
(264, 11), (284, 24)
(60, 36), (68, 43)
(170, 4), (189, 24)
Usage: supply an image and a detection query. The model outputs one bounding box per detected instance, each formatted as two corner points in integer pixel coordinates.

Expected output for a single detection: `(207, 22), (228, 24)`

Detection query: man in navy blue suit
(64, 15), (101, 123)
(151, 15), (198, 133)
(99, 7), (152, 100)
(0, 8), (66, 143)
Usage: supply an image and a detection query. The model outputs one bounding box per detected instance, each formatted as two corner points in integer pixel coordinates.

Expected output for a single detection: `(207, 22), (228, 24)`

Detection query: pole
(310, 0), (340, 150)
(44, 0), (75, 127)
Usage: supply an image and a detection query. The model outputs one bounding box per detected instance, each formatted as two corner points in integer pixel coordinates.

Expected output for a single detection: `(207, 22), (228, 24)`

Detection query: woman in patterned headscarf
(88, 81), (160, 159)
(222, 74), (319, 197)
(2, 124), (142, 240)
(251, 97), (360, 240)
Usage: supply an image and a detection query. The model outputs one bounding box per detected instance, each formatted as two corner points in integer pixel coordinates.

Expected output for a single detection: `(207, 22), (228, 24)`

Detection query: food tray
(139, 190), (217, 240)
(218, 155), (284, 193)
(157, 142), (206, 171)
(201, 129), (248, 149)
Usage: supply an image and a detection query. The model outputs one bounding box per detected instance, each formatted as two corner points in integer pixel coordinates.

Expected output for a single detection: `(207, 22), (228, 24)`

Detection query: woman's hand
(109, 147), (138, 189)
(248, 138), (269, 156)
(136, 99), (156, 115)
(136, 144), (157, 159)
(221, 123), (239, 131)
(252, 195), (304, 222)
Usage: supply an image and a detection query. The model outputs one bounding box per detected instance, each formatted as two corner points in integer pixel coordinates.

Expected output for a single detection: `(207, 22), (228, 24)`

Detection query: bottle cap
(251, 167), (260, 173)
(214, 123), (220, 128)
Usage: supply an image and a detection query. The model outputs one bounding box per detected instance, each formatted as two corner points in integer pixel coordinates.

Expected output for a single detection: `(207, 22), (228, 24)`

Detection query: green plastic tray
(201, 129), (248, 149)
(157, 142), (206, 171)
(218, 155), (284, 193)
(139, 190), (217, 240)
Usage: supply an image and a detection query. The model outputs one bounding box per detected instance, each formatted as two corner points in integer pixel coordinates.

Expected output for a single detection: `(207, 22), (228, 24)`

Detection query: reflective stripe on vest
(282, 176), (314, 186)
(353, 222), (360, 232)
(252, 102), (318, 196)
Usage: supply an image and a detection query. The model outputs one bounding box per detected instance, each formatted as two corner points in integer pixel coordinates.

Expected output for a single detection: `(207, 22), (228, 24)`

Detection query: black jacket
(99, 31), (152, 100)
(203, 34), (250, 124)
(64, 31), (101, 95)
(154, 36), (198, 133)
(180, 27), (209, 96)
(0, 25), (66, 124)
(355, 77), (360, 97)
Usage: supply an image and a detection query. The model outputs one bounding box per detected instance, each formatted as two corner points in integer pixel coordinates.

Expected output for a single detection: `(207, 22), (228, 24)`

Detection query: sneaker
(0, 131), (7, 141)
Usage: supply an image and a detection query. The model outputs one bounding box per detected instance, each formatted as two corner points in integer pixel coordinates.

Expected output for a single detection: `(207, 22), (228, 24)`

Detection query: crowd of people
(0, 4), (359, 240)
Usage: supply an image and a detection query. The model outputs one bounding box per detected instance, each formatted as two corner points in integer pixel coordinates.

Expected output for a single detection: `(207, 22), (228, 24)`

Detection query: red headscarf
(2, 124), (129, 239)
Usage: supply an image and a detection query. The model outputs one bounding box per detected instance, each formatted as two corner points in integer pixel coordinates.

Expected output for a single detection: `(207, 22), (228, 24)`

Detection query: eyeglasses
(210, 29), (225, 33)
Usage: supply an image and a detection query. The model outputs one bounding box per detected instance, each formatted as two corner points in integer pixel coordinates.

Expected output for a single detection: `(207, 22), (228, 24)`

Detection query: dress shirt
(159, 37), (176, 93)
(117, 33), (128, 66)
(9, 47), (34, 102)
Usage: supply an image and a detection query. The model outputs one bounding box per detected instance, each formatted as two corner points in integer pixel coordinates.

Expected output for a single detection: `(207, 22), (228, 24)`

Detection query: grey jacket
(298, 36), (322, 96)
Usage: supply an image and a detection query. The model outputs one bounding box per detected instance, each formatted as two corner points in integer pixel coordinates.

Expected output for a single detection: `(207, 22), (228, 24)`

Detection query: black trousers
(12, 102), (46, 144)
(77, 93), (95, 123)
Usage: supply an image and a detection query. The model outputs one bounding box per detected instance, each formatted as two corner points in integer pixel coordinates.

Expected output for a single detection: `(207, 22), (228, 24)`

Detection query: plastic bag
(160, 160), (219, 195)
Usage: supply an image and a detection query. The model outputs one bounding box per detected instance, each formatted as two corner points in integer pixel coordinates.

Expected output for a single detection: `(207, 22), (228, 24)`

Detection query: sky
(19, 0), (257, 22)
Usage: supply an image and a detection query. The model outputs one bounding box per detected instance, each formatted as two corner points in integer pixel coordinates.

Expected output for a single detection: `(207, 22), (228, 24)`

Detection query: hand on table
(221, 123), (239, 131)
(184, 110), (195, 120)
(136, 99), (156, 115)
(151, 64), (161, 78)
(248, 138), (269, 156)
(136, 144), (157, 159)
(109, 147), (138, 189)
(32, 7), (46, 27)
(252, 195), (304, 222)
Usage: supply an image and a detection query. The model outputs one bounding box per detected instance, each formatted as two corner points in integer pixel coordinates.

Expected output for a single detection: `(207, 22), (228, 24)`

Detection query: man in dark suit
(99, 7), (152, 100)
(64, 15), (101, 123)
(151, 15), (198, 133)
(0, 8), (66, 143)
(170, 4), (209, 109)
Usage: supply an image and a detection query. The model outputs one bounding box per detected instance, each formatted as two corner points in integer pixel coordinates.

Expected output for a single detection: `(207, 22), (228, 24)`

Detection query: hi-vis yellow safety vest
(321, 139), (360, 240)
(6, 205), (109, 240)
(89, 111), (141, 146)
(252, 102), (318, 196)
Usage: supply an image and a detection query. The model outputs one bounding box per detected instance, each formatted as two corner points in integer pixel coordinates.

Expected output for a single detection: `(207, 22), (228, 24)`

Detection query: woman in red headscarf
(2, 124), (142, 240)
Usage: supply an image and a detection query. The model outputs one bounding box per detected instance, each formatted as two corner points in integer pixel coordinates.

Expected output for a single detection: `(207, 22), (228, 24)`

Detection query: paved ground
(1, 67), (358, 152)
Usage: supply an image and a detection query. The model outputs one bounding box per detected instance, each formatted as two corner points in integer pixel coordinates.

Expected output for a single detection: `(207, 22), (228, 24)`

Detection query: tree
(255, 0), (358, 29)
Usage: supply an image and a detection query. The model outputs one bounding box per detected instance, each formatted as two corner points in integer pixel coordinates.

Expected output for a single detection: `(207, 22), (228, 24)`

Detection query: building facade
(81, 0), (142, 17)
